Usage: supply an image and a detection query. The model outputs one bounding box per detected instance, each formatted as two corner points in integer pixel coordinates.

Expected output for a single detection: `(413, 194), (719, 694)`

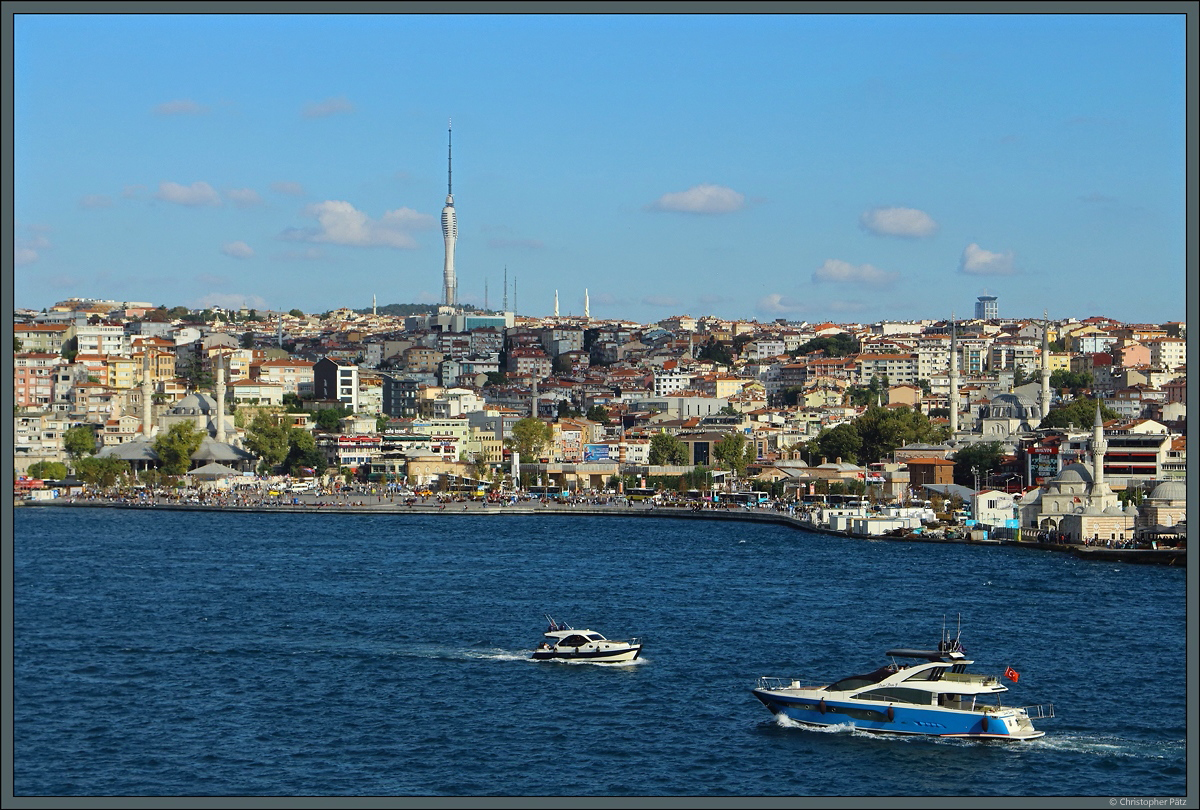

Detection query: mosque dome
(1104, 504), (1126, 516)
(1149, 481), (1187, 502)
(1054, 463), (1094, 484)
(985, 392), (1040, 420)
(168, 392), (217, 415)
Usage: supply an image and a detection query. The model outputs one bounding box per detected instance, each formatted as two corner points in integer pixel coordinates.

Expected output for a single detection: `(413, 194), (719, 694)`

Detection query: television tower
(441, 120), (457, 308)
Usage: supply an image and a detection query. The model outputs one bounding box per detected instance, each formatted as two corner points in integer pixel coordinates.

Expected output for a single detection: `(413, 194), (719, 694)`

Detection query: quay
(21, 495), (1185, 567)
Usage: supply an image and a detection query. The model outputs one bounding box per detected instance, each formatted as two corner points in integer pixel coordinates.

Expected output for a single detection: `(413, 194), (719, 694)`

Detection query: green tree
(556, 400), (581, 419)
(14, 335), (23, 352)
(696, 338), (733, 366)
(1040, 398), (1118, 430)
(74, 456), (130, 488)
(854, 405), (944, 465)
(807, 422), (862, 465)
(586, 405), (610, 423)
(713, 431), (756, 477)
(282, 392), (305, 411)
(27, 461), (68, 480)
(284, 428), (325, 475)
(793, 333), (860, 358)
(63, 425), (98, 459)
(952, 441), (1005, 488)
(314, 407), (351, 431)
(508, 417), (552, 461)
(1012, 365), (1036, 387)
(153, 421), (205, 476)
(376, 414), (390, 433)
(1050, 369), (1092, 396)
(288, 308), (305, 318)
(648, 432), (689, 465)
(244, 414), (290, 471)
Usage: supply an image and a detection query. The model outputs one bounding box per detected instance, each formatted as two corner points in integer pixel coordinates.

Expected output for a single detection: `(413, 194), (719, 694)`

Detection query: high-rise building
(441, 121), (457, 308)
(975, 295), (998, 320)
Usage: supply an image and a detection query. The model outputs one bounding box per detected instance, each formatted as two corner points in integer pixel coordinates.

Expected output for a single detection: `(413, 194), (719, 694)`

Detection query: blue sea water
(12, 506), (1189, 798)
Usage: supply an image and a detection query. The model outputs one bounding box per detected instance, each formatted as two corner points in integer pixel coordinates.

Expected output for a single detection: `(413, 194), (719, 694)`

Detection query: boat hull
(532, 645), (642, 663)
(752, 688), (1044, 740)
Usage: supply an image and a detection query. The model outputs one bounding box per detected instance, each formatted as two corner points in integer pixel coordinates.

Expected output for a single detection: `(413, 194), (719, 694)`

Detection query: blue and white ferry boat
(751, 631), (1053, 740)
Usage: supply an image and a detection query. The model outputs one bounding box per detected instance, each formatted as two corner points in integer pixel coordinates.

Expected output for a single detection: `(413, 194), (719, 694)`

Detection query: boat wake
(1030, 733), (1185, 760)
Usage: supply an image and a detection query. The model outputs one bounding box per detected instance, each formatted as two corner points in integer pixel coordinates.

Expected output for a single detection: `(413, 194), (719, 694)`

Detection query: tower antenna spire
(447, 118), (453, 197)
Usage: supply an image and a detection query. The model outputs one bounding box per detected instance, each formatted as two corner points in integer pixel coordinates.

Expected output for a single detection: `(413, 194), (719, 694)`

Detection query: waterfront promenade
(21, 493), (1185, 567)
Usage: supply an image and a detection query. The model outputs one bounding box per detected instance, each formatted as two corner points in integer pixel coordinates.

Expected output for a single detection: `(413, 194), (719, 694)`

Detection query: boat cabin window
(828, 666), (895, 692)
(902, 667), (942, 681)
(854, 687), (934, 705)
(586, 633), (605, 641)
(559, 634), (591, 647)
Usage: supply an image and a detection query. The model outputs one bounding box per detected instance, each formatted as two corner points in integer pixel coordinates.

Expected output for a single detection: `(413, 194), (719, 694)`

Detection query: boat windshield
(586, 633), (605, 641)
(558, 634), (591, 647)
(828, 665), (896, 692)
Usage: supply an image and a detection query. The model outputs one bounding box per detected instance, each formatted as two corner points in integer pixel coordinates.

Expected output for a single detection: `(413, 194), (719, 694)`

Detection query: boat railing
(756, 676), (825, 691)
(1018, 703), (1055, 720)
(940, 672), (999, 686)
(628, 637), (641, 648)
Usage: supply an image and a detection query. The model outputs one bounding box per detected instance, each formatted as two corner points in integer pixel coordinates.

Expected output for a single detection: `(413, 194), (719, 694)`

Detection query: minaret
(1091, 397), (1107, 491)
(372, 294), (377, 316)
(554, 290), (559, 318)
(1040, 311), (1052, 422)
(215, 354), (226, 442)
(584, 288), (590, 320)
(141, 350), (153, 436)
(440, 120), (457, 308)
(948, 313), (959, 440)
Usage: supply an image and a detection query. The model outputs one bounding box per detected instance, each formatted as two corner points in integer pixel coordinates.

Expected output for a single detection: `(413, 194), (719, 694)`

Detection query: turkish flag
(1004, 667), (1020, 683)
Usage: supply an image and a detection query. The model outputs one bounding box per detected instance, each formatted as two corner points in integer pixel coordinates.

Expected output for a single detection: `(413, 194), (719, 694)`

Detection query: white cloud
(14, 225), (51, 266)
(221, 241), (255, 259)
(756, 294), (810, 316)
(79, 194), (114, 209)
(280, 200), (432, 249)
(303, 96), (355, 118)
(643, 295), (680, 308)
(959, 242), (1015, 275)
(156, 181), (221, 207)
(860, 206), (938, 238)
(155, 99), (207, 116)
(123, 184), (146, 199)
(812, 259), (898, 285)
(271, 181), (306, 197)
(649, 184), (745, 214)
(227, 188), (263, 208)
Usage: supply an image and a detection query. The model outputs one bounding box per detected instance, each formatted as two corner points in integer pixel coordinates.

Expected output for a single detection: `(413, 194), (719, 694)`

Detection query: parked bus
(625, 487), (659, 502)
(526, 485), (563, 499)
(726, 491), (769, 505)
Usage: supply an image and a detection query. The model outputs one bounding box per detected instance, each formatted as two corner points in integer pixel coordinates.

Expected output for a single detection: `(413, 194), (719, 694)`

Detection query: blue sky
(13, 12), (1188, 325)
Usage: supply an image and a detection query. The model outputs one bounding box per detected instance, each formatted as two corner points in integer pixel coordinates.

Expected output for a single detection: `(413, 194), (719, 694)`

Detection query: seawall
(21, 497), (1185, 567)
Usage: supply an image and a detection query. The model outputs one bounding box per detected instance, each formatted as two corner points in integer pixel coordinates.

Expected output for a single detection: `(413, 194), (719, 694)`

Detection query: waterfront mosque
(1018, 401), (1136, 543)
(97, 353), (254, 473)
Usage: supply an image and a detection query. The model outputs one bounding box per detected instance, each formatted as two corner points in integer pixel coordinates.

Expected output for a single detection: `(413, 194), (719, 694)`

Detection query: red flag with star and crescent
(1004, 666), (1020, 683)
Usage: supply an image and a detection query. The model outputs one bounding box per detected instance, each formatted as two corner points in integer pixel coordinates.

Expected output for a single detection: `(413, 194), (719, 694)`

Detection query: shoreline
(20, 497), (1185, 567)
